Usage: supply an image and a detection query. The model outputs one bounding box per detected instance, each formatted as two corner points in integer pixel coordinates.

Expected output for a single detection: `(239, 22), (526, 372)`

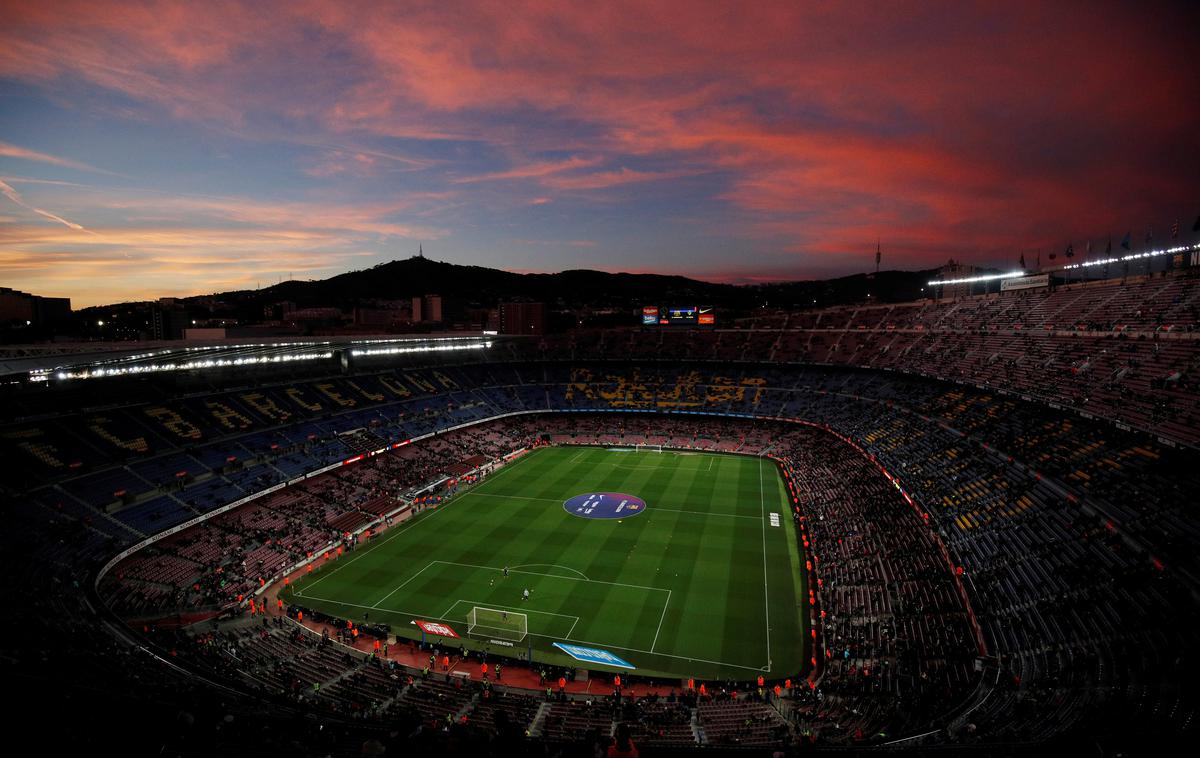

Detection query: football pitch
(282, 446), (807, 680)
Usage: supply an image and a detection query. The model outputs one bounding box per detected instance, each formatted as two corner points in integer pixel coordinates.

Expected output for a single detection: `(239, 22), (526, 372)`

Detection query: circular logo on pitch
(563, 492), (647, 519)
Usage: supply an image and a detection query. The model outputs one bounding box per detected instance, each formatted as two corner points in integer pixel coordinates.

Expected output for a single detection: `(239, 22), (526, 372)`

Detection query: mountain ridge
(79, 255), (943, 315)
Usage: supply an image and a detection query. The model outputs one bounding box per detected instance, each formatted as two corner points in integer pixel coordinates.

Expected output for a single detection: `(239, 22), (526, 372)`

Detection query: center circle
(563, 492), (647, 520)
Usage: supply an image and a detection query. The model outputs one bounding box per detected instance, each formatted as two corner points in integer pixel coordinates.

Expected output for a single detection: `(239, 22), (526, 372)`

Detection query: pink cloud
(0, 1), (1195, 276)
(0, 178), (93, 232)
(509, 238), (597, 249)
(0, 140), (116, 174)
(302, 150), (380, 178)
(542, 167), (698, 191)
(453, 156), (603, 184)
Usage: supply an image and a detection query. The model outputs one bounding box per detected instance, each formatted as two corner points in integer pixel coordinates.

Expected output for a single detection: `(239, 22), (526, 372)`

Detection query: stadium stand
(3, 273), (1199, 754)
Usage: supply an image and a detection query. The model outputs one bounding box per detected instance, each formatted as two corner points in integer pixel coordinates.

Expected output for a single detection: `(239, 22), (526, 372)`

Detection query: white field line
(444, 598), (579, 623)
(468, 491), (758, 520)
(652, 506), (761, 520)
(595, 448), (730, 471)
(510, 563), (590, 580)
(298, 448), (774, 674)
(434, 559), (669, 594)
(650, 589), (672, 652)
(381, 560), (676, 657)
(759, 457), (771, 672)
(467, 492), (559, 503)
(448, 600), (578, 620)
(298, 591), (764, 672)
(300, 450), (533, 593)
(370, 561), (436, 608)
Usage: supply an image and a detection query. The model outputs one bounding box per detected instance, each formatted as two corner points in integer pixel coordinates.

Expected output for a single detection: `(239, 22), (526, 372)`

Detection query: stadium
(2, 263), (1199, 755)
(3, 2), (1199, 755)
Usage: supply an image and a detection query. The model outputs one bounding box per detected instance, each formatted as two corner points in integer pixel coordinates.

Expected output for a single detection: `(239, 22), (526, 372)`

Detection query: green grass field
(282, 446), (807, 680)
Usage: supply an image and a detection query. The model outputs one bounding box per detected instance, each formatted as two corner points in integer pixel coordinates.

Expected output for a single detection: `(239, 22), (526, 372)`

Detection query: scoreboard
(641, 306), (716, 327)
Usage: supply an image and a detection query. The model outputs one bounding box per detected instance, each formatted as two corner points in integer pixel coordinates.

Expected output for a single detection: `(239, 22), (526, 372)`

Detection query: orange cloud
(0, 0), (1195, 280)
(0, 222), (379, 306)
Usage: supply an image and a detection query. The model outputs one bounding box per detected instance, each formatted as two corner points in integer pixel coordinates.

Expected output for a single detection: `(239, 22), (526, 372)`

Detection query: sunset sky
(1, 0), (1197, 307)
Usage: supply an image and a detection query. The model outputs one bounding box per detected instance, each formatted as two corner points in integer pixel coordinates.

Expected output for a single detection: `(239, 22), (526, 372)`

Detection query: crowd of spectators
(4, 276), (1199, 753)
(98, 418), (542, 617)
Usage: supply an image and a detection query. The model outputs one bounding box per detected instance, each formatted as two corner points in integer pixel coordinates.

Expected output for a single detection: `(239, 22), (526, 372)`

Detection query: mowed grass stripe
(301, 453), (537, 602)
(714, 458), (767, 667)
(503, 448), (756, 669)
(559, 449), (768, 669)
(663, 505), (738, 666)
(372, 481), (541, 611)
(466, 449), (654, 650)
(645, 489), (705, 659)
(284, 446), (805, 679)
(500, 454), (618, 642)
(382, 504), (522, 617)
(579, 450), (679, 654)
(650, 455), (711, 659)
(572, 459), (654, 645)
(766, 461), (806, 672)
(657, 453), (740, 664)
(511, 449), (663, 651)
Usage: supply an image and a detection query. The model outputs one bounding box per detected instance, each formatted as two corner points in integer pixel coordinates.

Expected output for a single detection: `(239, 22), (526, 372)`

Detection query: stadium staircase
(312, 660), (363, 691)
(1075, 285), (1124, 324)
(527, 701), (552, 737)
(691, 708), (706, 745)
(374, 684), (408, 715)
(456, 692), (479, 722)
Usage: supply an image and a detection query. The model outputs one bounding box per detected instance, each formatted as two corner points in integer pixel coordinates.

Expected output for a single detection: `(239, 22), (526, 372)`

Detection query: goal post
(467, 606), (528, 641)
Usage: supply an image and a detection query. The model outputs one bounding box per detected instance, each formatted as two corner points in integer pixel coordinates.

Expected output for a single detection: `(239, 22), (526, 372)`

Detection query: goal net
(467, 606), (528, 641)
(634, 443), (663, 453)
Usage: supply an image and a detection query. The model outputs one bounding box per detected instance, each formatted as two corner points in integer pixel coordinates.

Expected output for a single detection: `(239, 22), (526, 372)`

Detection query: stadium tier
(2, 275), (1199, 755)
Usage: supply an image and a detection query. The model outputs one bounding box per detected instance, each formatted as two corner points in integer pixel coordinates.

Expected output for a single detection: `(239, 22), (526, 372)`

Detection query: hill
(199, 256), (938, 311)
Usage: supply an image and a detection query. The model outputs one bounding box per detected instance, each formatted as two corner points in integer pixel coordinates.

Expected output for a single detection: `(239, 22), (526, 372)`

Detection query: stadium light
(926, 242), (1200, 286)
(927, 269), (1027, 286)
(349, 340), (490, 358)
(26, 337), (491, 383)
(35, 351), (336, 381)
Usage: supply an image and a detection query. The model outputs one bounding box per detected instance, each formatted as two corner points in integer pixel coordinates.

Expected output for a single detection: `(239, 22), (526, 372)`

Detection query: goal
(467, 606), (528, 641)
(634, 443), (663, 453)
